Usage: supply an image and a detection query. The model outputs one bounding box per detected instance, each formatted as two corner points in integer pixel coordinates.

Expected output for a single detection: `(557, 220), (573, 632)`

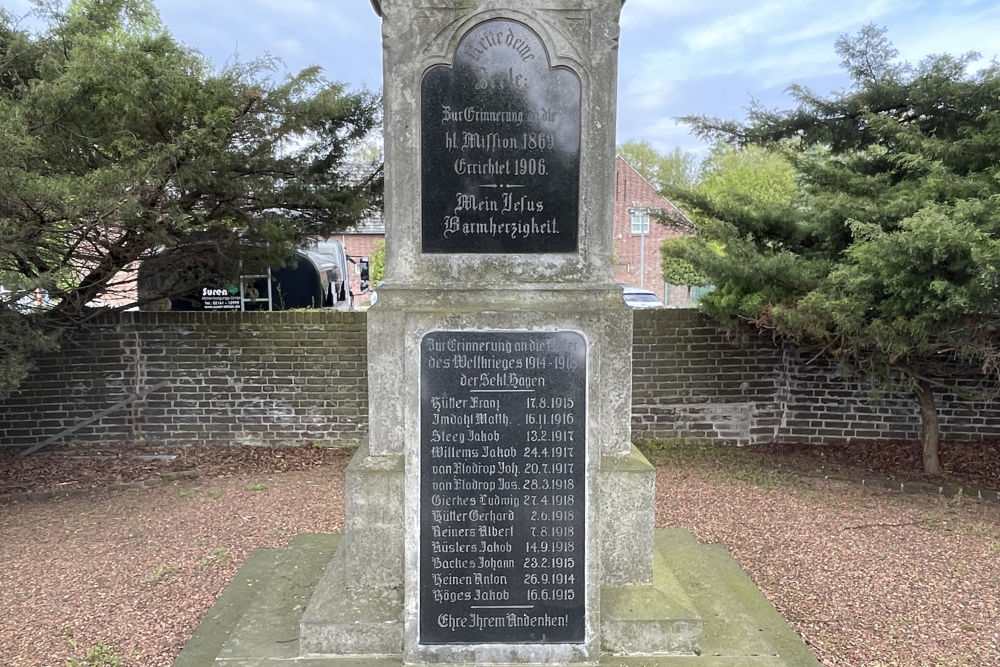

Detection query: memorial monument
(300, 1), (677, 662)
(174, 1), (819, 664)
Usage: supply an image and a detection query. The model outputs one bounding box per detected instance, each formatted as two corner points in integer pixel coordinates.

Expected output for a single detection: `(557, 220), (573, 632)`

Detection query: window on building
(629, 209), (649, 234)
(663, 283), (715, 308)
(690, 285), (714, 305)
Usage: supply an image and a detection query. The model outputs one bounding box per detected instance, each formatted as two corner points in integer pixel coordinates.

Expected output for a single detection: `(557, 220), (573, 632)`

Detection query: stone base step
(174, 529), (819, 666)
(173, 533), (340, 666)
(299, 541), (404, 655)
(600, 533), (702, 655)
(655, 529), (817, 662)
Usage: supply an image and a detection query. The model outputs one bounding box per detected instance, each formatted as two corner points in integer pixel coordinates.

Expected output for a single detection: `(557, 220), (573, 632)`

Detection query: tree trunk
(914, 379), (943, 476)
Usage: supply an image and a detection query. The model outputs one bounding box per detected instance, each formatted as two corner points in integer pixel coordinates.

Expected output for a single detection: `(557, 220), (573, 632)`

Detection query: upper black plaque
(421, 20), (581, 254)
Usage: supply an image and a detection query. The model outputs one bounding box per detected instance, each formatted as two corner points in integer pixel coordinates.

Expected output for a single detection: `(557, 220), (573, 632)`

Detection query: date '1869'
(421, 19), (581, 254)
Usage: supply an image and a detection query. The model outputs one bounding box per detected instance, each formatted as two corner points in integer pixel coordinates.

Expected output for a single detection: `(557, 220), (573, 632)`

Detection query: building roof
(345, 213), (386, 235)
(614, 155), (692, 228)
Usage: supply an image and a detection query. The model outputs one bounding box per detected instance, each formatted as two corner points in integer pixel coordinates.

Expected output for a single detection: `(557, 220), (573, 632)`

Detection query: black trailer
(138, 240), (351, 311)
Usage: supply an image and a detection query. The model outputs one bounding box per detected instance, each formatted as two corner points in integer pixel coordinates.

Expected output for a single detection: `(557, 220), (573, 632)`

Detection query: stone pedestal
(301, 289), (699, 663)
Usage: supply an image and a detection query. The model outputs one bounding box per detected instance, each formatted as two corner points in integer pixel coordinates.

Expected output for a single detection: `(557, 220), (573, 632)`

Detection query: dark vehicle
(138, 240), (351, 311)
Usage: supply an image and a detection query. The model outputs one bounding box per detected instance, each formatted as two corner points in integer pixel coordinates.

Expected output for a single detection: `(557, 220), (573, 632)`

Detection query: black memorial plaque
(421, 19), (581, 254)
(419, 331), (586, 644)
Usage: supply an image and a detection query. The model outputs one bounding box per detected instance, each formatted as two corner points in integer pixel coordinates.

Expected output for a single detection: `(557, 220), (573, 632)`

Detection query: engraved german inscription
(419, 331), (586, 644)
(421, 19), (581, 253)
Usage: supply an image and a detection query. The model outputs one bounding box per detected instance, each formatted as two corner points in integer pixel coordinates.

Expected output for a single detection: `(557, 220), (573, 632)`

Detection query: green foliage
(135, 562), (180, 588)
(196, 547), (232, 570)
(659, 143), (798, 296)
(660, 238), (711, 286)
(369, 238), (385, 286)
(0, 0), (381, 399)
(670, 25), (1000, 473)
(617, 139), (699, 191)
(65, 632), (124, 667)
(697, 144), (797, 215)
(0, 309), (57, 397)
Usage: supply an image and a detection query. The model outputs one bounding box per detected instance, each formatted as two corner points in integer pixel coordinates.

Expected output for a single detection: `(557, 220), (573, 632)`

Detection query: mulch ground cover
(0, 444), (352, 497)
(748, 439), (1000, 492)
(1, 438), (997, 498)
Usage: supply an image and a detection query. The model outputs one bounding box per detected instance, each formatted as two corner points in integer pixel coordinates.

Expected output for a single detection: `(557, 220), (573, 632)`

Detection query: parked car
(621, 285), (663, 309)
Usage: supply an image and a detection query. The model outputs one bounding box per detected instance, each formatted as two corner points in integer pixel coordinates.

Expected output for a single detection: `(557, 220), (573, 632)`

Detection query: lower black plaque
(419, 330), (586, 644)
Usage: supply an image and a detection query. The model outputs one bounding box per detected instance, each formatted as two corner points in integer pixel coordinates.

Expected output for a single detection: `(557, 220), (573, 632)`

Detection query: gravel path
(1, 449), (997, 666)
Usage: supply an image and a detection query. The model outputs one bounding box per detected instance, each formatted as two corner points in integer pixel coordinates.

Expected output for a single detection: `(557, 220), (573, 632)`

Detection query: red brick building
(611, 155), (693, 304)
(331, 214), (383, 307)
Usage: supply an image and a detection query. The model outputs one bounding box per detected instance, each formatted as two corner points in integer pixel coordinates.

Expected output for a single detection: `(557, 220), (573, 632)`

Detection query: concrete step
(600, 533), (702, 655)
(172, 547), (281, 667)
(175, 529), (819, 666)
(656, 528), (820, 665)
(299, 539), (404, 655)
(173, 533), (341, 667)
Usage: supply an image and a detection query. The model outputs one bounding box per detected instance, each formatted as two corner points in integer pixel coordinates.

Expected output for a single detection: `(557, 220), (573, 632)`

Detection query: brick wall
(630, 310), (786, 444)
(0, 311), (368, 448)
(3, 309), (999, 449)
(631, 311), (1000, 444)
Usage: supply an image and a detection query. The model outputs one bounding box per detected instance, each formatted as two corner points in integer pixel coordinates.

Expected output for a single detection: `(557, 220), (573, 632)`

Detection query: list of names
(419, 330), (586, 644)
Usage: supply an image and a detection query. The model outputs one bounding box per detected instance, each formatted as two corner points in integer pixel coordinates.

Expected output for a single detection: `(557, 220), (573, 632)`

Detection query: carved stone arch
(421, 9), (587, 74)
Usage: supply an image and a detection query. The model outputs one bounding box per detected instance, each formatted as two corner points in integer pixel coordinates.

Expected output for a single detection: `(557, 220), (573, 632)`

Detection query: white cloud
(620, 0), (734, 27)
(889, 6), (1000, 64)
(620, 116), (709, 159)
(681, 1), (795, 52)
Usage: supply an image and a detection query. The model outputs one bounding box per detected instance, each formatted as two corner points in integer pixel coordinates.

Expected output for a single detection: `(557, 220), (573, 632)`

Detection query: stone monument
(173, 2), (820, 664)
(301, 0), (694, 663)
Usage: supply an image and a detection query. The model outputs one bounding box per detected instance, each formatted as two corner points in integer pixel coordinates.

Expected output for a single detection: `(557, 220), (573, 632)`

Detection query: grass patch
(65, 633), (124, 667)
(948, 561), (970, 578)
(637, 438), (783, 489)
(196, 547), (232, 570)
(178, 487), (224, 501)
(246, 482), (269, 492)
(136, 562), (180, 588)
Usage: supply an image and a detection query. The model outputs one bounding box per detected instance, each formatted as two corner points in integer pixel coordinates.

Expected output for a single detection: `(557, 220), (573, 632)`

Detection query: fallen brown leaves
(1, 456), (349, 666)
(655, 462), (1000, 666)
(750, 439), (1000, 491)
(0, 444), (350, 496)
(0, 442), (998, 665)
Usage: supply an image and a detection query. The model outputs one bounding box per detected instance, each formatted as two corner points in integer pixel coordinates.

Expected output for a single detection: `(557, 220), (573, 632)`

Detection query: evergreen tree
(666, 25), (1000, 474)
(0, 0), (381, 398)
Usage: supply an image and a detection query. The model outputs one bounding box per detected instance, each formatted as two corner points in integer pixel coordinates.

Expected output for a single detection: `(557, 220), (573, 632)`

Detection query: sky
(7, 0), (1000, 158)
